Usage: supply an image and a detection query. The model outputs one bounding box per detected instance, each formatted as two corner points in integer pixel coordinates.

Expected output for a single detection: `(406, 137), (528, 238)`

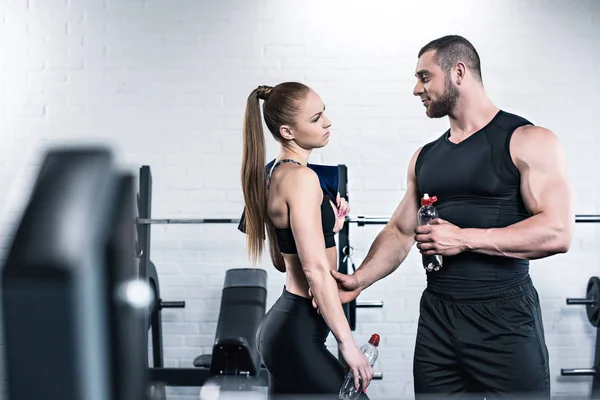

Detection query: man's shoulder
(494, 110), (534, 133)
(513, 124), (559, 145)
(510, 124), (562, 167)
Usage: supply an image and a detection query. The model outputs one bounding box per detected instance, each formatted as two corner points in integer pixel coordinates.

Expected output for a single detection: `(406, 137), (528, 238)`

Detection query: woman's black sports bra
(267, 159), (337, 254)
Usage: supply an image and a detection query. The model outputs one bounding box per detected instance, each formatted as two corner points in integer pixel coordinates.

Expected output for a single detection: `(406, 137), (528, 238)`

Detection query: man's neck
(447, 92), (499, 143)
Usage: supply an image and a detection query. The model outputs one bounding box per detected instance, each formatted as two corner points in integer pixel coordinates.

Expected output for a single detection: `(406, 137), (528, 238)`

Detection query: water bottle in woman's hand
(339, 334), (380, 400)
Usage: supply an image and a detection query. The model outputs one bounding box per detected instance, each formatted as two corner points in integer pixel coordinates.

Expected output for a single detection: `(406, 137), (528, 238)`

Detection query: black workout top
(415, 110), (532, 295)
(267, 159), (337, 255)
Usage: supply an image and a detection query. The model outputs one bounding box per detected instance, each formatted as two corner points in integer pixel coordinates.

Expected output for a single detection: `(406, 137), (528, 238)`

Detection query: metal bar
(137, 218), (240, 225)
(337, 165), (352, 364)
(351, 215), (600, 226)
(338, 165), (356, 330)
(137, 214), (600, 226)
(138, 165), (167, 371)
(351, 216), (390, 226)
(356, 300), (384, 308)
(160, 301), (185, 309)
(339, 165), (356, 333)
(149, 365), (383, 385)
(148, 367), (269, 387)
(566, 298), (596, 305)
(592, 310), (600, 397)
(561, 368), (595, 376)
(562, 308), (600, 396)
(576, 215), (600, 223)
(137, 166), (152, 277)
(150, 290), (164, 369)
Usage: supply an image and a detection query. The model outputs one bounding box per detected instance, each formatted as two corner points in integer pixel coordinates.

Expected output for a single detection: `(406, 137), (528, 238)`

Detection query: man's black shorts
(413, 276), (550, 400)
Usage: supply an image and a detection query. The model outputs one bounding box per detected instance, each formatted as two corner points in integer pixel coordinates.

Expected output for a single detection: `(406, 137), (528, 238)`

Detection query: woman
(240, 82), (373, 398)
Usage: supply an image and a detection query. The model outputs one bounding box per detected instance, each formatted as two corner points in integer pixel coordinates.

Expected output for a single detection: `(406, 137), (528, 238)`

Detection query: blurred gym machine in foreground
(0, 147), (270, 400)
(1, 148), (149, 400)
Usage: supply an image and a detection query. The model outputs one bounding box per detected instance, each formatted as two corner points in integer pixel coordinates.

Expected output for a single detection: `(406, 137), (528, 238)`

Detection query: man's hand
(310, 270), (362, 313)
(414, 218), (468, 257)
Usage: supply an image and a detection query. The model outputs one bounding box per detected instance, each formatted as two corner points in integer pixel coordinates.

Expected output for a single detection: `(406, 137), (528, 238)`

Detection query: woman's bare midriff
(282, 247), (338, 299)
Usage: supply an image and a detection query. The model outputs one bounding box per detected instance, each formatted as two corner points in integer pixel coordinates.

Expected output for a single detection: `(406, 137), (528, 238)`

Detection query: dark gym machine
(561, 277), (600, 398)
(136, 166), (269, 396)
(0, 148), (270, 400)
(1, 148), (149, 400)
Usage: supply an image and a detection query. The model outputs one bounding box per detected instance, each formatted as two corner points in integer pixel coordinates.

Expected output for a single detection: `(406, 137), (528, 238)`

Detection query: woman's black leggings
(256, 287), (370, 399)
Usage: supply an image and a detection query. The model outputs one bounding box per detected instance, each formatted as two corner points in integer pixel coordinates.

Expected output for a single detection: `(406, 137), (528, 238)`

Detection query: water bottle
(338, 334), (380, 400)
(418, 193), (443, 272)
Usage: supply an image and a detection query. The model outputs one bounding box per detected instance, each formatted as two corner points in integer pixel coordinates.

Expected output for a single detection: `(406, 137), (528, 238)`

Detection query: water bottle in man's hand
(418, 193), (443, 272)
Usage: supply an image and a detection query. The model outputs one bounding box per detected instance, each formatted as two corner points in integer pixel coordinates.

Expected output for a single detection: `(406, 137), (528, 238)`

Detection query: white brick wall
(0, 0), (598, 399)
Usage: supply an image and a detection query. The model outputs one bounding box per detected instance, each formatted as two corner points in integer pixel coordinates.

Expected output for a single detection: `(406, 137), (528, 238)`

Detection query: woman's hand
(332, 193), (350, 233)
(338, 338), (374, 392)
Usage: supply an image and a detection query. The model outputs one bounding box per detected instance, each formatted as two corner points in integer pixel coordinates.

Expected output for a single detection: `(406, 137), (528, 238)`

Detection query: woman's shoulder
(285, 163), (320, 186)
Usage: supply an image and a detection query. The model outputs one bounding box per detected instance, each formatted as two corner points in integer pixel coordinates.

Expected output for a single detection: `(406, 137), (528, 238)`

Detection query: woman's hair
(241, 82), (311, 266)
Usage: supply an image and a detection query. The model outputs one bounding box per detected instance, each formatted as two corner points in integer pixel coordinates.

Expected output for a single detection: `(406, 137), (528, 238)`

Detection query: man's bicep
(390, 147), (422, 237)
(389, 183), (420, 238)
(520, 162), (569, 216)
(515, 127), (572, 217)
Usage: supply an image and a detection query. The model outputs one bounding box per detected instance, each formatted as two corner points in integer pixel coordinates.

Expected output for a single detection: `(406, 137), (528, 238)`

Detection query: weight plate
(149, 384), (166, 400)
(586, 276), (600, 327)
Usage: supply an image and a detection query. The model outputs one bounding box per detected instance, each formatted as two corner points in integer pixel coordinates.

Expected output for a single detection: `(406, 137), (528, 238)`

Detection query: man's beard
(427, 75), (459, 118)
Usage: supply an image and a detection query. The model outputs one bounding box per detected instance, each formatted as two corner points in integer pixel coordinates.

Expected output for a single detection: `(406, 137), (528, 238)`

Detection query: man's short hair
(419, 35), (482, 82)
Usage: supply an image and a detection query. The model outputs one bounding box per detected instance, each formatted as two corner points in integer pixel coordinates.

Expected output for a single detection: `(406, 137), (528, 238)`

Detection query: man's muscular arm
(463, 126), (574, 259)
(352, 148), (422, 290)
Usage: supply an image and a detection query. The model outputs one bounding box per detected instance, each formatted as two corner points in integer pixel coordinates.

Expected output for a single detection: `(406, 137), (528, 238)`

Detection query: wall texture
(0, 0), (598, 399)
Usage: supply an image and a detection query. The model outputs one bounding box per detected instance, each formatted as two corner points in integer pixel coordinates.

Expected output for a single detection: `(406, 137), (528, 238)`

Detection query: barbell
(137, 215), (600, 225)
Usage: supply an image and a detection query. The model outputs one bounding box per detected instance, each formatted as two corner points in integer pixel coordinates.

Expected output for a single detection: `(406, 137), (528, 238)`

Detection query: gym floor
(0, 1), (599, 399)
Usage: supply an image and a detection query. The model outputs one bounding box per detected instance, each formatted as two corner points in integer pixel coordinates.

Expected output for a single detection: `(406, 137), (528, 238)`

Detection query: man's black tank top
(415, 110), (532, 295)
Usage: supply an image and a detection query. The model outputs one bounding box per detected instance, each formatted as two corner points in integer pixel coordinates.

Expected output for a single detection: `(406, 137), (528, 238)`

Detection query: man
(314, 35), (574, 399)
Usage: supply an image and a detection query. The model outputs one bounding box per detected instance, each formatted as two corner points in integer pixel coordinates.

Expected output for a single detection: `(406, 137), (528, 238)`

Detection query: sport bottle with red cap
(418, 193), (443, 272)
(338, 333), (380, 400)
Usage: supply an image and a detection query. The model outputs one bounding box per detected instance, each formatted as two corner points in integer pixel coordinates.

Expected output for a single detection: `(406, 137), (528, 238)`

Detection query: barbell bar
(561, 368), (596, 376)
(352, 214), (600, 225)
(356, 300), (384, 308)
(160, 301), (186, 309)
(565, 276), (600, 327)
(567, 299), (596, 305)
(137, 214), (600, 225)
(137, 218), (240, 224)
